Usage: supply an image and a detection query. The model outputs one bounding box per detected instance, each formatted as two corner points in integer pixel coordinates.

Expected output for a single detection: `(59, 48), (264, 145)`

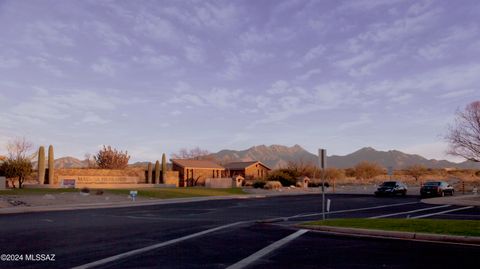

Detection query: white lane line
(368, 205), (451, 219)
(226, 229), (308, 269)
(71, 221), (248, 269)
(410, 206), (474, 219)
(288, 201), (419, 220)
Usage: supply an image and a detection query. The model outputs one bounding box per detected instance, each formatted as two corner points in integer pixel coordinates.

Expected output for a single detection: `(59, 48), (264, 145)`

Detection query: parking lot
(1, 193), (479, 268)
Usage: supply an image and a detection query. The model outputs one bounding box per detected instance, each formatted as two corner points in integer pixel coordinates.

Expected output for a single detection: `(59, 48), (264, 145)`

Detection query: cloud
(184, 45), (206, 64)
(87, 20), (132, 49)
(294, 44), (326, 68)
(22, 21), (77, 50)
(6, 89), (129, 126)
(347, 53), (396, 77)
(27, 56), (64, 77)
(220, 49), (273, 79)
(193, 3), (238, 28)
(366, 64), (480, 97)
(132, 54), (177, 69)
(91, 58), (117, 76)
(167, 87), (243, 109)
(438, 89), (475, 99)
(418, 24), (478, 60)
(338, 114), (372, 131)
(134, 12), (178, 42)
(239, 27), (295, 45)
(296, 68), (322, 80)
(0, 56), (21, 69)
(335, 51), (374, 70)
(81, 112), (109, 125)
(248, 81), (364, 127)
(338, 0), (405, 12)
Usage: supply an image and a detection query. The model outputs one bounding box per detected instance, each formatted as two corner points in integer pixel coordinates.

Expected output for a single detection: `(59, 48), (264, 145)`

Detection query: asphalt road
(0, 193), (478, 268)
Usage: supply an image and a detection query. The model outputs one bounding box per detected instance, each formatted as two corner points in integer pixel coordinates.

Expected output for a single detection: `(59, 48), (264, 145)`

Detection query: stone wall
(205, 178), (234, 188)
(53, 168), (145, 185)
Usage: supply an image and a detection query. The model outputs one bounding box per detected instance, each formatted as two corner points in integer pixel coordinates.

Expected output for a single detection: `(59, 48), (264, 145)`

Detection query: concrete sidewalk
(422, 194), (480, 206)
(0, 194), (271, 215)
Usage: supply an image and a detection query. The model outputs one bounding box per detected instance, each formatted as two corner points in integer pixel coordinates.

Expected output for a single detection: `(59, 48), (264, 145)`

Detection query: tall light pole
(319, 148), (327, 220)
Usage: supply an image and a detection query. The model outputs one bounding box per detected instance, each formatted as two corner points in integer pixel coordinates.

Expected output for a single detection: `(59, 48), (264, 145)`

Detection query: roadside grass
(0, 187), (246, 199)
(105, 188), (246, 199)
(0, 188), (78, 195)
(304, 218), (480, 237)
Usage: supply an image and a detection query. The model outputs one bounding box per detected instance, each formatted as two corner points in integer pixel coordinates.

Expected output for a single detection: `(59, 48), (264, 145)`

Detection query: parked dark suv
(375, 181), (407, 196)
(420, 181), (454, 197)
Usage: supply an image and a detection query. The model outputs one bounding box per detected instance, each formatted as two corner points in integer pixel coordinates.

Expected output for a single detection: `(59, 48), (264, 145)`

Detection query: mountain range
(37, 145), (479, 170)
(209, 145), (479, 169)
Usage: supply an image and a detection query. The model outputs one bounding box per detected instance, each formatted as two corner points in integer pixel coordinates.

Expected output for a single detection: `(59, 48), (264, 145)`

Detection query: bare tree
(324, 167), (345, 181)
(446, 101), (480, 162)
(0, 137), (35, 188)
(84, 153), (97, 168)
(286, 159), (317, 177)
(355, 161), (383, 180)
(405, 164), (427, 182)
(171, 147), (211, 160)
(6, 137), (34, 160)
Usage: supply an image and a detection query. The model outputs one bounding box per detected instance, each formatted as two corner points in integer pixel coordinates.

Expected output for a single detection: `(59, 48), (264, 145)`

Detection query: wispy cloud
(0, 56), (21, 69)
(91, 58), (118, 76)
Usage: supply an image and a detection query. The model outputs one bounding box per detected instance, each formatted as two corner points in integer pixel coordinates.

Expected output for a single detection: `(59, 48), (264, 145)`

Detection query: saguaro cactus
(161, 153), (167, 182)
(154, 160), (160, 184)
(38, 146), (46, 184)
(48, 145), (54, 184)
(147, 162), (152, 184)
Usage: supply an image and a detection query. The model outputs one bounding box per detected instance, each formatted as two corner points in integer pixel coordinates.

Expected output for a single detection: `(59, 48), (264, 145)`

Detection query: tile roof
(171, 159), (225, 169)
(223, 161), (271, 170)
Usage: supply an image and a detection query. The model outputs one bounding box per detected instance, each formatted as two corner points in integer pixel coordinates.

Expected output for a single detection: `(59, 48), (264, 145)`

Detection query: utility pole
(319, 148), (327, 220)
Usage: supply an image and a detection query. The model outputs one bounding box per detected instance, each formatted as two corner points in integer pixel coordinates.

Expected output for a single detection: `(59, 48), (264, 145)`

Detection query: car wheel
(451, 190), (455, 196)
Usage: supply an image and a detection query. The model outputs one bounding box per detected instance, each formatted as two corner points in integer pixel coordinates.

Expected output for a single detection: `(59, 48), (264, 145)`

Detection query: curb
(0, 194), (267, 215)
(297, 225), (480, 245)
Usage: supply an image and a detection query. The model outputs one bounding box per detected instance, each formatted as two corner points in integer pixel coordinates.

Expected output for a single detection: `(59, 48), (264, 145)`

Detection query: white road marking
(226, 229), (308, 269)
(287, 201), (419, 220)
(368, 205), (451, 219)
(410, 206), (474, 219)
(70, 221), (248, 269)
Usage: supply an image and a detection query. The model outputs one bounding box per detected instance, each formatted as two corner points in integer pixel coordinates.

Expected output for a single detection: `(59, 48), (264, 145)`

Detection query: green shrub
(267, 170), (297, 187)
(80, 187), (90, 193)
(252, 181), (266, 189)
(308, 182), (330, 188)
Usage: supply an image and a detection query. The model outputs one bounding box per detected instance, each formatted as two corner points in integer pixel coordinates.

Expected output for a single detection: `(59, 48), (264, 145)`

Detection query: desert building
(224, 161), (271, 179)
(171, 159), (225, 186)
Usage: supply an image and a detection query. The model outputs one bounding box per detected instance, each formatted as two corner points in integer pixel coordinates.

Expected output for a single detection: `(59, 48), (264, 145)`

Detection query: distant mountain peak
(209, 145), (479, 170)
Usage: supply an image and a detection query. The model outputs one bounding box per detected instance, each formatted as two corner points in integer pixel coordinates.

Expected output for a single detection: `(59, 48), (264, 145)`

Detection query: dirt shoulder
(0, 190), (152, 208)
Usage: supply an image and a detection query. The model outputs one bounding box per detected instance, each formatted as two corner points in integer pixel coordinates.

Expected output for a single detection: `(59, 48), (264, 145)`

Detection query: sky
(1, 0), (480, 163)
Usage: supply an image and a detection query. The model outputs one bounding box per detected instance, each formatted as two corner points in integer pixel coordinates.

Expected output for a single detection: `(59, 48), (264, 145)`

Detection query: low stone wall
(24, 183), (177, 189)
(205, 177), (234, 188)
(52, 168), (144, 186)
